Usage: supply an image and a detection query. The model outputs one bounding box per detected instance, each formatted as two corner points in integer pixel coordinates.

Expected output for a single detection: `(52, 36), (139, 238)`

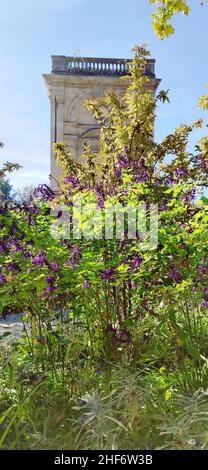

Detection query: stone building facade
(43, 55), (160, 189)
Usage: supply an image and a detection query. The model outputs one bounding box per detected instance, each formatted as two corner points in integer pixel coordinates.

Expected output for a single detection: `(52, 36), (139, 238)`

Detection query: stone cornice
(43, 73), (161, 95)
(51, 55), (156, 78)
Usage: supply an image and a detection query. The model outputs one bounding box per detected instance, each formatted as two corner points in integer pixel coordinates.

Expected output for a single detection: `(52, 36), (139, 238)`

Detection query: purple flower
(83, 279), (90, 289)
(95, 366), (102, 375)
(5, 261), (17, 272)
(101, 268), (115, 280)
(94, 184), (105, 208)
(175, 167), (187, 179)
(64, 258), (75, 269)
(50, 261), (59, 271)
(45, 275), (55, 284)
(117, 155), (128, 167)
(64, 174), (80, 188)
(46, 285), (55, 292)
(34, 184), (55, 202)
(45, 285), (55, 293)
(38, 285), (55, 298)
(199, 157), (206, 172)
(134, 156), (148, 182)
(9, 224), (17, 236)
(10, 239), (20, 252)
(132, 257), (143, 268)
(114, 152), (129, 173)
(63, 245), (81, 267)
(201, 300), (208, 309)
(97, 197), (104, 208)
(202, 287), (208, 301)
(32, 251), (46, 267)
(197, 262), (208, 281)
(22, 251), (32, 260)
(70, 246), (80, 257)
(159, 201), (166, 212)
(0, 274), (5, 284)
(113, 165), (122, 178)
(182, 186), (196, 204)
(168, 266), (182, 283)
(164, 175), (174, 186)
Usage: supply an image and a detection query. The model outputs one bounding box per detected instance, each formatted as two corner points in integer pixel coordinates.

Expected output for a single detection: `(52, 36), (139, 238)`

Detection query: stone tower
(43, 55), (160, 189)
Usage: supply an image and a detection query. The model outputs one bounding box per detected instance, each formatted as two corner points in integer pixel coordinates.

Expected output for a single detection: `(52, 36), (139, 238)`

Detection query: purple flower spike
(182, 186), (196, 204)
(38, 285), (55, 298)
(34, 184), (55, 202)
(46, 285), (55, 293)
(22, 251), (32, 260)
(64, 174), (80, 188)
(101, 268), (115, 280)
(50, 261), (59, 271)
(168, 266), (182, 283)
(32, 251), (46, 267)
(5, 261), (17, 272)
(45, 275), (55, 284)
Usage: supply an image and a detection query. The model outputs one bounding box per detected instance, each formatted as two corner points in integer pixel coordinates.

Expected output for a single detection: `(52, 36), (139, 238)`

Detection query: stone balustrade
(51, 56), (156, 78)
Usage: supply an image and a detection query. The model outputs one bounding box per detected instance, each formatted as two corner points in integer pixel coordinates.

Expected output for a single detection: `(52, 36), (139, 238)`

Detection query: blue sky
(0, 0), (208, 189)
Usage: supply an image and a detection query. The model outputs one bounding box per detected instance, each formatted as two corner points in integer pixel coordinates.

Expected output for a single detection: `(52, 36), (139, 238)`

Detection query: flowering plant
(0, 47), (208, 379)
